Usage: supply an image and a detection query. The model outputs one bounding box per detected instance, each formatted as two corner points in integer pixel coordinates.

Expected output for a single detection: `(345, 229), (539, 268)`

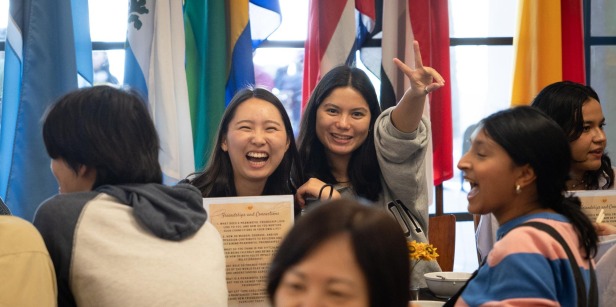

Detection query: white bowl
(411, 300), (444, 307)
(424, 272), (472, 298)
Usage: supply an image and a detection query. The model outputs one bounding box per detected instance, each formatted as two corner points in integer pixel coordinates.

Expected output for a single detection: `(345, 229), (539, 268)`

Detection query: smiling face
(315, 87), (371, 164)
(222, 98), (290, 195)
(274, 233), (369, 307)
(569, 98), (607, 177)
(457, 128), (528, 221)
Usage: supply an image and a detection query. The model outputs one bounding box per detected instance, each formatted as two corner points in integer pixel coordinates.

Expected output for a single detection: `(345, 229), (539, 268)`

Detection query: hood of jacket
(96, 183), (206, 241)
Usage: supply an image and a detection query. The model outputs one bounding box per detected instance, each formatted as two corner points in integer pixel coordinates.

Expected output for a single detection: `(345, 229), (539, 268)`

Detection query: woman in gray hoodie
(295, 41), (445, 286)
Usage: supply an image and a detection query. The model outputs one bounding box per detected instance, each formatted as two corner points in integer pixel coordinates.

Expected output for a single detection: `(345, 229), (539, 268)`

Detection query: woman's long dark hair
(297, 66), (382, 201)
(532, 81), (614, 190)
(482, 106), (598, 258)
(188, 87), (301, 198)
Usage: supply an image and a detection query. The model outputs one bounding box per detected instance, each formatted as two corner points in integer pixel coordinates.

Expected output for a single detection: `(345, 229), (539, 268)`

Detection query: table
(415, 288), (449, 302)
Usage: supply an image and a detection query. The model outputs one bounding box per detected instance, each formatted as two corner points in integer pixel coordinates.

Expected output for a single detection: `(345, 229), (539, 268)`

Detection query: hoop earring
(515, 184), (522, 194)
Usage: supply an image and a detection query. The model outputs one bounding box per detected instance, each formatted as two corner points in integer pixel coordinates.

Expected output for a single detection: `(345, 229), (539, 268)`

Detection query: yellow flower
(407, 240), (439, 264)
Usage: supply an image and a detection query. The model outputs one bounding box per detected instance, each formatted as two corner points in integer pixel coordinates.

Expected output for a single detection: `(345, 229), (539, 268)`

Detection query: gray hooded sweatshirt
(34, 183), (228, 307)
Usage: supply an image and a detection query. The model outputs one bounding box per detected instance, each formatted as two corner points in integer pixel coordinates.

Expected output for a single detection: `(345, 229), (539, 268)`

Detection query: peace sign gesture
(390, 41), (446, 133)
(395, 41), (445, 98)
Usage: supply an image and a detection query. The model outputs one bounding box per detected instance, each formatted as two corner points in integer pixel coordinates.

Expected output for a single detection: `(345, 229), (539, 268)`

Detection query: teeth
(332, 133), (351, 140)
(247, 152), (268, 158)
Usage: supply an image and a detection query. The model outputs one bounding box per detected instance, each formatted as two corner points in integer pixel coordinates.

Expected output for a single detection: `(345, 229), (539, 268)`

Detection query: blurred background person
(92, 51), (118, 85)
(0, 214), (56, 307)
(267, 199), (410, 307)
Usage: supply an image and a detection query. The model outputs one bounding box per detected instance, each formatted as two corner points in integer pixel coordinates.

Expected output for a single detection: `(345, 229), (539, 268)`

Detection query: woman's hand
(295, 178), (341, 207)
(595, 222), (616, 236)
(390, 41), (445, 133)
(395, 41), (445, 100)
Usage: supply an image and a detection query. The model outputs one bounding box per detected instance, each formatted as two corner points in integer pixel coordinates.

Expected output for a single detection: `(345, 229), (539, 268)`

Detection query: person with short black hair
(267, 199), (410, 307)
(34, 85), (227, 306)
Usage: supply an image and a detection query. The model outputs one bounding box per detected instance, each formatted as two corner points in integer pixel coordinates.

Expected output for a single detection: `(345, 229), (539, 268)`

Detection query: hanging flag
(511, 0), (585, 106)
(407, 0), (453, 186)
(0, 0), (93, 220)
(124, 0), (195, 183)
(184, 0), (281, 170)
(301, 0), (376, 108)
(359, 0), (453, 186)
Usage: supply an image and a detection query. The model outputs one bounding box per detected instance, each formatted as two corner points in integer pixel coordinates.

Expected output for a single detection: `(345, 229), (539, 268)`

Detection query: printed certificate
(204, 195), (294, 307)
(573, 190), (616, 227)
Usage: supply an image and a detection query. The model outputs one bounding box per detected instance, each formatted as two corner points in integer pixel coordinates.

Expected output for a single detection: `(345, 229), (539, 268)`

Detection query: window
(2, 0), (614, 274)
(589, 0), (616, 158)
(89, 0), (127, 85)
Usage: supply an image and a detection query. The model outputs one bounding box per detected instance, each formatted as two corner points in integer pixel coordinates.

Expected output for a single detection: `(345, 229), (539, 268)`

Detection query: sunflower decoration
(407, 240), (439, 273)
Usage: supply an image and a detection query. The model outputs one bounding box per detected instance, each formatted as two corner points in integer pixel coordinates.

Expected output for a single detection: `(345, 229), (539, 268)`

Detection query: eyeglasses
(387, 199), (422, 237)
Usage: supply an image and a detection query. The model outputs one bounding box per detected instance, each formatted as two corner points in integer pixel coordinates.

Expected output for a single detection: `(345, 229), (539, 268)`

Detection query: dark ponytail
(553, 195), (598, 258)
(482, 106), (598, 259)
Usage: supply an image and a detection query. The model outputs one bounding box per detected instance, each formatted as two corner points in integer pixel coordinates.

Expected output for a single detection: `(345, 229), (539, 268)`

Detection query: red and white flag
(302, 0), (376, 108)
(303, 0), (453, 188)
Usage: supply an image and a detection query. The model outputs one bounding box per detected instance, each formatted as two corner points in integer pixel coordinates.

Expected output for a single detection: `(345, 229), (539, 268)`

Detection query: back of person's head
(43, 85), (162, 188)
(297, 65), (383, 201)
(481, 106), (597, 257)
(191, 87), (300, 197)
(531, 80), (613, 189)
(267, 199), (409, 307)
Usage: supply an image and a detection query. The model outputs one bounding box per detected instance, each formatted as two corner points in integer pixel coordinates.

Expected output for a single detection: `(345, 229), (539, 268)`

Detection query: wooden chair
(428, 214), (456, 272)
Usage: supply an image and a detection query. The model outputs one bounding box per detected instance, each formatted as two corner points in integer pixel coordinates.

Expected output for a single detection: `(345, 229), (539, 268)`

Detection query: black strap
(444, 221), (597, 307)
(317, 184), (334, 200)
(387, 199), (422, 236)
(516, 222), (597, 307)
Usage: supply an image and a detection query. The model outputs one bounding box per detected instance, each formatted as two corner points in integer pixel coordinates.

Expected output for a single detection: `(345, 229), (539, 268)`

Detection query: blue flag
(0, 0), (92, 220)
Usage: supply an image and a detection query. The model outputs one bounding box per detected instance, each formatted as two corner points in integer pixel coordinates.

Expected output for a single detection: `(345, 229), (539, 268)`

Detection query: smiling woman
(186, 87), (302, 202)
(294, 42), (445, 286)
(267, 198), (410, 307)
(453, 106), (598, 306)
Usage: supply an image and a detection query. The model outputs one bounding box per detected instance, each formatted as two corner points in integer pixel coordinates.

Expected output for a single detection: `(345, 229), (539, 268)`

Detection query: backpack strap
(514, 221), (597, 307)
(445, 221), (597, 307)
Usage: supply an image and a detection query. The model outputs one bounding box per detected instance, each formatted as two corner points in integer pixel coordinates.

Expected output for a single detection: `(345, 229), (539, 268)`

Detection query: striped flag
(378, 0), (441, 196)
(511, 0), (585, 106)
(301, 0), (376, 108)
(336, 0), (453, 186)
(184, 0), (281, 170)
(0, 0), (93, 220)
(403, 0), (453, 186)
(124, 0), (195, 183)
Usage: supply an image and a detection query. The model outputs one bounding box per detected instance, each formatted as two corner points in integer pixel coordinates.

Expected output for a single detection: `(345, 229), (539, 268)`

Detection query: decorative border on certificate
(204, 195), (294, 307)
(573, 190), (616, 227)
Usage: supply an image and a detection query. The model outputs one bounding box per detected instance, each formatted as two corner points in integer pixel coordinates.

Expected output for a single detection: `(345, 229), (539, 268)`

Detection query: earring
(515, 184), (522, 194)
